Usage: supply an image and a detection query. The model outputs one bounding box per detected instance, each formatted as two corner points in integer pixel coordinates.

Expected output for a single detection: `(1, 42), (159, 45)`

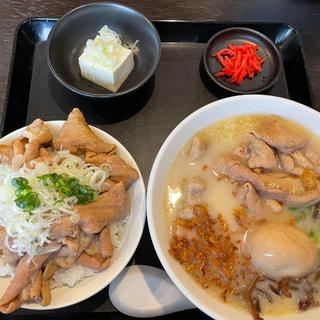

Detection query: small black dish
(203, 27), (281, 94)
(46, 2), (161, 99)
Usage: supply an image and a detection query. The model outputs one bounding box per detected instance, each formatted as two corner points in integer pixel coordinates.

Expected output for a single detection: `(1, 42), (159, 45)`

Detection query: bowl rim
(0, 120), (146, 310)
(147, 94), (320, 320)
(202, 27), (282, 94)
(46, 1), (161, 99)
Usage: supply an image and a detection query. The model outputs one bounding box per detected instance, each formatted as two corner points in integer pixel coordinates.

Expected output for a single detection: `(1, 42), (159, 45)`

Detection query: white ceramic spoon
(109, 265), (195, 317)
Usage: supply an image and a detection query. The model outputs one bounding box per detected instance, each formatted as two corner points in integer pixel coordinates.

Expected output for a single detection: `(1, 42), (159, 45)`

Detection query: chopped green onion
(15, 192), (40, 212)
(77, 185), (97, 204)
(15, 186), (32, 197)
(37, 173), (97, 205)
(11, 178), (40, 212)
(12, 177), (29, 188)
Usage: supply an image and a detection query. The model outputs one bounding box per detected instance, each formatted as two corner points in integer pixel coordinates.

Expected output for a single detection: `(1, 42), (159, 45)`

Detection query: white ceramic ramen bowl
(0, 121), (146, 310)
(147, 94), (320, 320)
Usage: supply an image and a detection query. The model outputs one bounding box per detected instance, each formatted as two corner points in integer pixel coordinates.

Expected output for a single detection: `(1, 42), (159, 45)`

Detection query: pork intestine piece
(50, 216), (80, 239)
(0, 254), (49, 307)
(76, 182), (129, 234)
(53, 232), (93, 269)
(187, 135), (207, 162)
(0, 144), (13, 165)
(237, 182), (271, 216)
(246, 133), (277, 169)
(0, 227), (20, 266)
(41, 261), (59, 306)
(278, 152), (304, 176)
(213, 156), (320, 207)
(21, 119), (53, 166)
(76, 231), (113, 271)
(53, 108), (115, 155)
(251, 116), (308, 154)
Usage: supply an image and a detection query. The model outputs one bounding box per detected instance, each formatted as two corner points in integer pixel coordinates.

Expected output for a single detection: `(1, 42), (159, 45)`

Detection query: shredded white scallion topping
(0, 150), (110, 257)
(82, 25), (138, 68)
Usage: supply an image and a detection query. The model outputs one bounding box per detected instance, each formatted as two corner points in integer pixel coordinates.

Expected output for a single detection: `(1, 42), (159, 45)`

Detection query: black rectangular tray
(3, 19), (314, 319)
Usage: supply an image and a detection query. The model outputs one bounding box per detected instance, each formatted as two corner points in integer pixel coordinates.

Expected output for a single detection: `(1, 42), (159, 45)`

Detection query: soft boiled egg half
(245, 222), (317, 280)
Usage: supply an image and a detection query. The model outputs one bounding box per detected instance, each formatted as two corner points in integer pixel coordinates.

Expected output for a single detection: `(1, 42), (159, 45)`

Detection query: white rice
(109, 216), (129, 248)
(50, 264), (97, 289)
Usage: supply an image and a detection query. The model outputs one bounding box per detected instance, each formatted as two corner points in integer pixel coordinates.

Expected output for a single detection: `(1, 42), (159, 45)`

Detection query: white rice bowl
(0, 121), (146, 310)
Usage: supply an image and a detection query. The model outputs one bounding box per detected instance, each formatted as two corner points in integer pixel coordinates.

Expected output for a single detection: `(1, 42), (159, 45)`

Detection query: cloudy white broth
(164, 114), (320, 319)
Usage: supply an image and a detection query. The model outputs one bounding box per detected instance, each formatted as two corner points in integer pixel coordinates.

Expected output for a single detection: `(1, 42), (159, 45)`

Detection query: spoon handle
(109, 265), (195, 317)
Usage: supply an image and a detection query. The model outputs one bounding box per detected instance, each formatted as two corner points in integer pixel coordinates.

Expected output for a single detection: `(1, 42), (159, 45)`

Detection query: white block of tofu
(79, 36), (134, 93)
